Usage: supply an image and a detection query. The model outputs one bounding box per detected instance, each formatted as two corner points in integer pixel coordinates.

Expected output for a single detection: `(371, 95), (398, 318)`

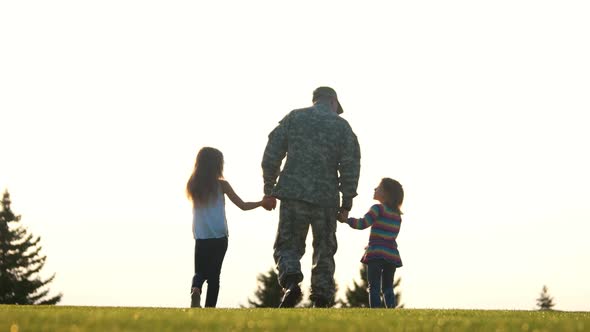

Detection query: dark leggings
(192, 237), (228, 307)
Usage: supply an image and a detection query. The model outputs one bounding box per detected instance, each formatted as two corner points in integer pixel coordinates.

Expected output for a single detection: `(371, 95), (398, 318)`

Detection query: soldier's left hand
(337, 209), (348, 222)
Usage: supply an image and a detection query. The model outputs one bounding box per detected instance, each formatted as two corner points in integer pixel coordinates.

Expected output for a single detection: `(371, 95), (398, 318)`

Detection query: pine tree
(536, 285), (555, 311)
(247, 267), (299, 308)
(340, 264), (403, 308)
(0, 190), (62, 304)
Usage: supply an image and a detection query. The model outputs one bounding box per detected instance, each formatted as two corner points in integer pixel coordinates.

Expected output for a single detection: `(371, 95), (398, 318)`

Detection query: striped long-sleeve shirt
(345, 203), (402, 267)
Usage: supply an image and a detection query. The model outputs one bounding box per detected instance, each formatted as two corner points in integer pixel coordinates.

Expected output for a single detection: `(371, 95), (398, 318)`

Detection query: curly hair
(380, 178), (404, 214)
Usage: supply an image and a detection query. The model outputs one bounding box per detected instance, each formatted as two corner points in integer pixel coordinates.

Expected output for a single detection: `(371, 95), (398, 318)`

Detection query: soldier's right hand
(262, 195), (277, 211)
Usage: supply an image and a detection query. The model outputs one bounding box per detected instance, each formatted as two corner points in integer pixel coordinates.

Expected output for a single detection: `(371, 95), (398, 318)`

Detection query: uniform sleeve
(345, 204), (380, 230)
(339, 125), (361, 210)
(261, 114), (289, 195)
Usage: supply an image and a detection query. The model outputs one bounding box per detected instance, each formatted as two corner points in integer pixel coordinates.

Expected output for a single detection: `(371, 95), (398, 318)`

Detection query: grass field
(1, 305), (589, 332)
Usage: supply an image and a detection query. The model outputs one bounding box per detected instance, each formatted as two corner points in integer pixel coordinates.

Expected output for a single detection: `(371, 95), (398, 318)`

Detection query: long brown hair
(380, 178), (404, 214)
(186, 147), (224, 206)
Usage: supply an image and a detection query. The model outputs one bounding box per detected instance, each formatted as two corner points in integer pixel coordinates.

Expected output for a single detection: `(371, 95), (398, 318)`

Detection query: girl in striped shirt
(338, 177), (404, 308)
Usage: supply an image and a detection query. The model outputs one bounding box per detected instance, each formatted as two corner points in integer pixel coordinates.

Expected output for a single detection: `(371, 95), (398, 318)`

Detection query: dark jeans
(192, 237), (228, 308)
(367, 259), (397, 308)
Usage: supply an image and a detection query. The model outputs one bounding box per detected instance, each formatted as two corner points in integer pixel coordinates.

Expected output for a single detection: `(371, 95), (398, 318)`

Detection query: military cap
(313, 86), (344, 114)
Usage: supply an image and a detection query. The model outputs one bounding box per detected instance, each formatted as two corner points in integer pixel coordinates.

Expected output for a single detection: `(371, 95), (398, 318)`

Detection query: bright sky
(1, 1), (589, 311)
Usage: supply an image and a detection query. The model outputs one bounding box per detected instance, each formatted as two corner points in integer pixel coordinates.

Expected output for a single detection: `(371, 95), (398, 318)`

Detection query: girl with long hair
(186, 147), (267, 308)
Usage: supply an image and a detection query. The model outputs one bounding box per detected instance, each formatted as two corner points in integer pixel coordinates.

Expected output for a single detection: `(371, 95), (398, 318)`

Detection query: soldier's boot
(278, 283), (302, 308)
(312, 296), (332, 308)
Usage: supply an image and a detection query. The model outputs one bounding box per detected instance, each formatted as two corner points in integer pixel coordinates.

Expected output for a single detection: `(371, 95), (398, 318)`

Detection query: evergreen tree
(340, 264), (403, 308)
(536, 285), (555, 311)
(247, 267), (300, 308)
(0, 190), (62, 304)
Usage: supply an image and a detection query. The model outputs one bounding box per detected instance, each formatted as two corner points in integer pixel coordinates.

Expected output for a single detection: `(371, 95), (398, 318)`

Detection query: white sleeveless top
(192, 189), (228, 240)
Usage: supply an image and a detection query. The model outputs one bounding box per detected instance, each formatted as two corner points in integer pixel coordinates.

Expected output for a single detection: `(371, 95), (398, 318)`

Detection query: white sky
(1, 1), (589, 311)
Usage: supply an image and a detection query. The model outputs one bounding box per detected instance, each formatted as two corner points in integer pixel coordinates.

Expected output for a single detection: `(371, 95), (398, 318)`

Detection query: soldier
(261, 86), (361, 308)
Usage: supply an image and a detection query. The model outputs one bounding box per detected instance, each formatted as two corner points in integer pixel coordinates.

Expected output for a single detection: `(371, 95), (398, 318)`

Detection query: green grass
(1, 306), (589, 332)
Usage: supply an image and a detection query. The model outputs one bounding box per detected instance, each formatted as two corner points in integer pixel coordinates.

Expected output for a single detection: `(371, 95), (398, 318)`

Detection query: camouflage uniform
(262, 102), (361, 303)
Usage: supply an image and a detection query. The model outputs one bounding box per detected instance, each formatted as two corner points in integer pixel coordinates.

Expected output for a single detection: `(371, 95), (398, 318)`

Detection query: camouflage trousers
(273, 199), (339, 302)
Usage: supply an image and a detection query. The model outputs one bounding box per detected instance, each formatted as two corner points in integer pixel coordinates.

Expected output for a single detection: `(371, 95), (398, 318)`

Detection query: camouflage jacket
(262, 103), (361, 209)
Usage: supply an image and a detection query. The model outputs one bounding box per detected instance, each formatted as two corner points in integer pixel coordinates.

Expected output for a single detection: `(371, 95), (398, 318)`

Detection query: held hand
(337, 208), (349, 223)
(261, 195), (277, 211)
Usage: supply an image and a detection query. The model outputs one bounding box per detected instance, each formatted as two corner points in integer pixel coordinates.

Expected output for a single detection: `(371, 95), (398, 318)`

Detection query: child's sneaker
(190, 288), (201, 308)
